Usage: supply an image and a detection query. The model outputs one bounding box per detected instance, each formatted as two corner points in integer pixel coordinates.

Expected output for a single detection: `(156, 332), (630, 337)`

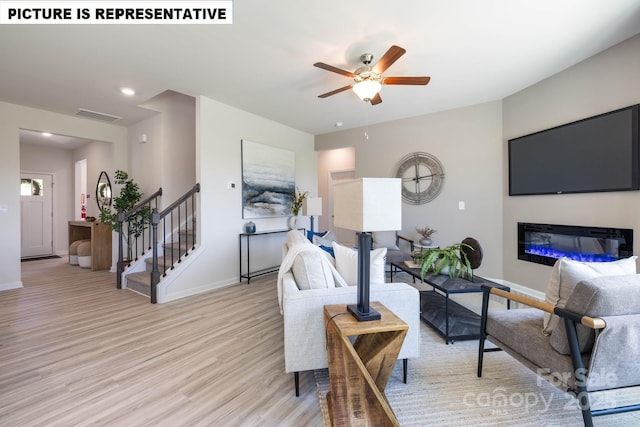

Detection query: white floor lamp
(332, 178), (402, 321)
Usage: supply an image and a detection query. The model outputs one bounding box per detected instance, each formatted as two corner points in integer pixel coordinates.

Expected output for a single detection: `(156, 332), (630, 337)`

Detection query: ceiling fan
(313, 45), (430, 105)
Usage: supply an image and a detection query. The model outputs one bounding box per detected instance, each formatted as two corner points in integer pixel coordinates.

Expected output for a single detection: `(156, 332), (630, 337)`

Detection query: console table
(239, 229), (302, 283)
(324, 302), (406, 426)
(68, 220), (112, 271)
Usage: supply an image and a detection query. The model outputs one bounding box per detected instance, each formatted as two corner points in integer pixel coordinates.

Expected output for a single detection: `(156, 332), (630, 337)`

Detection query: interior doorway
(328, 169), (356, 245)
(20, 172), (54, 258)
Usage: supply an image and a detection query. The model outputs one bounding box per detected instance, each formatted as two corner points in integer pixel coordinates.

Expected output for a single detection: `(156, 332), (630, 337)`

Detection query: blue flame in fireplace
(525, 245), (616, 262)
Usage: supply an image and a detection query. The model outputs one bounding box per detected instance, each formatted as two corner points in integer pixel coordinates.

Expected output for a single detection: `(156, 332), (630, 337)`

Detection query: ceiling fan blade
(372, 45), (406, 74)
(318, 85), (353, 98)
(313, 62), (355, 78)
(383, 76), (431, 85)
(370, 93), (382, 105)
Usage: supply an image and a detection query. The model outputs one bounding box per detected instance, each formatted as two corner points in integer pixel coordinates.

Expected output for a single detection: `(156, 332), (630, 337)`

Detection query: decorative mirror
(96, 171), (112, 211)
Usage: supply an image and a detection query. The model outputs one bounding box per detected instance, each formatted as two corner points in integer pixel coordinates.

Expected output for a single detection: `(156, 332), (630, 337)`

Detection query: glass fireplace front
(518, 223), (633, 266)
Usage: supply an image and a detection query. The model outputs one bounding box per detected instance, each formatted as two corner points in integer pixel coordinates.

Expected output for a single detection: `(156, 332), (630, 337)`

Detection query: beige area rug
(315, 318), (640, 427)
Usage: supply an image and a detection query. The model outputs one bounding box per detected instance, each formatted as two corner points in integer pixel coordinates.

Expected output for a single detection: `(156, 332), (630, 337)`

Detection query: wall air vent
(75, 108), (122, 123)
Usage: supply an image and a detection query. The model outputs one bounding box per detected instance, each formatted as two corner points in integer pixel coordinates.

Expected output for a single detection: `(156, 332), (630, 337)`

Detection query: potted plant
(288, 187), (308, 229)
(99, 170), (148, 236)
(416, 226), (436, 245)
(414, 242), (473, 279)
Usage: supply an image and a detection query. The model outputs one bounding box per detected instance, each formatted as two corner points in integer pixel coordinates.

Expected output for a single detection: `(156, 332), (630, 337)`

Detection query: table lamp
(333, 178), (402, 321)
(302, 197), (322, 232)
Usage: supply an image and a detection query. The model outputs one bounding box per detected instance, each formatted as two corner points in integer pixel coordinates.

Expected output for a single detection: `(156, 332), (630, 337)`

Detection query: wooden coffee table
(390, 261), (510, 344)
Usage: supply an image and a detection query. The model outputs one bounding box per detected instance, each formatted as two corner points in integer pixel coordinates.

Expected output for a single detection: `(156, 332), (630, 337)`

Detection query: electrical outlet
(458, 201), (465, 210)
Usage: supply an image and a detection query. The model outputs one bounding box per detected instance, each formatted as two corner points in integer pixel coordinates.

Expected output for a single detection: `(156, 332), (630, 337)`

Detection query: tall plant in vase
(99, 170), (148, 260)
(288, 187), (308, 229)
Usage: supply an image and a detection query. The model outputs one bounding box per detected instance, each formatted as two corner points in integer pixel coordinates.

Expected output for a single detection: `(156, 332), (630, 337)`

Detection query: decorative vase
(287, 215), (298, 230)
(244, 221), (256, 234)
(419, 237), (433, 246)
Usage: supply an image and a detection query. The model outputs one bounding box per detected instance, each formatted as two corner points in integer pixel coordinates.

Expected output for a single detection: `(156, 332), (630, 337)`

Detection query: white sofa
(278, 230), (421, 396)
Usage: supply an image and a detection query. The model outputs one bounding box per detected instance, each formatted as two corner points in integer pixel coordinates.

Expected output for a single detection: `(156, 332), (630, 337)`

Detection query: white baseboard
(0, 281), (23, 291)
(485, 278), (545, 309)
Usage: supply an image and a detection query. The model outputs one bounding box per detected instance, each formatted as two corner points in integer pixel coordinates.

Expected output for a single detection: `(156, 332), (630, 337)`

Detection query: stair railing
(150, 183), (201, 303)
(116, 188), (162, 289)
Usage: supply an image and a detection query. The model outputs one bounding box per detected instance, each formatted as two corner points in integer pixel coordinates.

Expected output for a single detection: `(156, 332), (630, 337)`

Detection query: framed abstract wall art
(241, 140), (295, 218)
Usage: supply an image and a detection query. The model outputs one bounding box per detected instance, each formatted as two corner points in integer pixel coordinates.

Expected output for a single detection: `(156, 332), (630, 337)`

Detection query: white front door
(328, 170), (356, 246)
(21, 172), (53, 258)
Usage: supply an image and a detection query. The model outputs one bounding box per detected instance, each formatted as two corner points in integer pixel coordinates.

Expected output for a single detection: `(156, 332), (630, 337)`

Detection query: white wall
(73, 140), (115, 219)
(316, 147), (356, 232)
(132, 90), (196, 204)
(315, 101), (504, 279)
(157, 95), (317, 300)
(502, 34), (640, 292)
(128, 113), (163, 198)
(0, 101), (127, 290)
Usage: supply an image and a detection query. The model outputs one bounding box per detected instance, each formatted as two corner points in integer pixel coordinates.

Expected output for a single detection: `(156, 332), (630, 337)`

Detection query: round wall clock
(395, 152), (445, 205)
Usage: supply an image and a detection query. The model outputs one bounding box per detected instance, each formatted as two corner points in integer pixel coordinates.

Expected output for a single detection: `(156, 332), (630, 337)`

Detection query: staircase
(126, 228), (195, 296)
(117, 184), (201, 303)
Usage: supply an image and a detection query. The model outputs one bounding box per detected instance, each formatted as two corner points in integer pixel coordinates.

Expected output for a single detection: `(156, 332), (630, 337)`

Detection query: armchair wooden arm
(483, 286), (606, 330)
(396, 235), (414, 252)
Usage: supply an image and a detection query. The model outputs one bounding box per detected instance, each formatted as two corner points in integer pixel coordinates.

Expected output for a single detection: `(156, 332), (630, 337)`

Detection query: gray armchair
(477, 274), (640, 426)
(372, 231), (414, 271)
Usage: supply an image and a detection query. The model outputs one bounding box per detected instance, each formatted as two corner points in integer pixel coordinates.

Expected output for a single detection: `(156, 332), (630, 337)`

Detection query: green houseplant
(414, 242), (473, 279)
(99, 170), (148, 236)
(291, 187), (308, 216)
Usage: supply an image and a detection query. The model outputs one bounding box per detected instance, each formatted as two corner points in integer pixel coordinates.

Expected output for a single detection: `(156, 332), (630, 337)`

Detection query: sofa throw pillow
(542, 256), (637, 335)
(306, 230), (326, 242)
(291, 247), (336, 290)
(372, 231), (399, 251)
(332, 242), (387, 286)
(313, 230), (337, 248)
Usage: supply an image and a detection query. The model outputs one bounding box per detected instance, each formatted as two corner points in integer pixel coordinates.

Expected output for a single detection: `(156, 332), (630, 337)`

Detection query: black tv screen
(509, 104), (639, 196)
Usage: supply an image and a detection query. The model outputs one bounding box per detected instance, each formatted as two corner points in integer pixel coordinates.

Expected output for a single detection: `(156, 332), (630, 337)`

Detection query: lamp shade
(302, 197), (322, 216)
(333, 178), (401, 232)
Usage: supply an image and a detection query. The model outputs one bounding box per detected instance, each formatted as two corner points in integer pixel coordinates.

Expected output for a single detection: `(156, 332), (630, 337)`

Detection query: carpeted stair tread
(126, 271), (151, 297)
(143, 257), (175, 272)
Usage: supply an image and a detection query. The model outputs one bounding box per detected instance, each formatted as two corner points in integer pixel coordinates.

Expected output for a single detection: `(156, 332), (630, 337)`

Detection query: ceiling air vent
(75, 108), (122, 123)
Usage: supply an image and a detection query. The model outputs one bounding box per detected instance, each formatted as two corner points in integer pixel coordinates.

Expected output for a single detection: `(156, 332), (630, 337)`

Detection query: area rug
(314, 322), (640, 426)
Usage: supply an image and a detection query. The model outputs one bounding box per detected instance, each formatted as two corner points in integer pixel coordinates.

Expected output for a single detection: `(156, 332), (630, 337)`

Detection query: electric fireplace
(518, 223), (633, 266)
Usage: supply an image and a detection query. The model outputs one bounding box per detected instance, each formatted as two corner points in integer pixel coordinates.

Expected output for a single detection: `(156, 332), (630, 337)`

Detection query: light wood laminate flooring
(1, 258), (322, 426)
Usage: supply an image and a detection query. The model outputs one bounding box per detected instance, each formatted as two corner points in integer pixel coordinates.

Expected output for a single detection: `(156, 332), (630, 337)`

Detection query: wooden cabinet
(324, 302), (407, 427)
(68, 221), (112, 271)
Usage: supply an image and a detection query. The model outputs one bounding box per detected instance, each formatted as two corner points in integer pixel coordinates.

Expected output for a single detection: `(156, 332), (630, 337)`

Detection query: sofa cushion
(542, 257), (637, 335)
(550, 273), (640, 355)
(372, 231), (399, 250)
(291, 247), (336, 290)
(332, 242), (386, 286)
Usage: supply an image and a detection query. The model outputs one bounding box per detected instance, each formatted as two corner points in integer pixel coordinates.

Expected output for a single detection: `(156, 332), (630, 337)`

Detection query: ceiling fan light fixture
(353, 80), (381, 101)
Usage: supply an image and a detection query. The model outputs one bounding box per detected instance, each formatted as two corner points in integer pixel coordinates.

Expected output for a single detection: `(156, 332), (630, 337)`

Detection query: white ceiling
(1, 0), (640, 136)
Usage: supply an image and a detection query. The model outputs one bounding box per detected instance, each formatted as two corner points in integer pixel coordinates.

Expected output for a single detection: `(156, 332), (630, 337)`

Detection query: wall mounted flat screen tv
(509, 104), (639, 196)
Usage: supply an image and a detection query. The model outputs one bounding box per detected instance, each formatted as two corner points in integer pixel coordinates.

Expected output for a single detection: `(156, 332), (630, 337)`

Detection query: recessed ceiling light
(41, 132), (52, 137)
(334, 122), (343, 127)
(120, 87), (135, 96)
